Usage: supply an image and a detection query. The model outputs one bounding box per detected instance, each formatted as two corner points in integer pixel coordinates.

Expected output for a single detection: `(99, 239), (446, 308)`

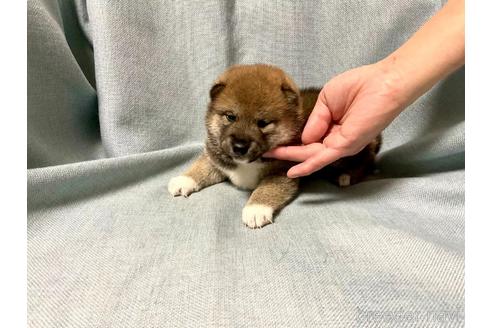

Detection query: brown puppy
(168, 64), (380, 228)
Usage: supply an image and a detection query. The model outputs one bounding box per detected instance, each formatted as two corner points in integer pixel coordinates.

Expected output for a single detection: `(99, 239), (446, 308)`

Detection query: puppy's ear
(210, 81), (226, 100)
(281, 80), (299, 106)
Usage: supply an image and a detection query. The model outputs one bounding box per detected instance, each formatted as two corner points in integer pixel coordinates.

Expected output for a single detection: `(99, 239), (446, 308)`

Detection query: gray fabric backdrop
(27, 0), (464, 327)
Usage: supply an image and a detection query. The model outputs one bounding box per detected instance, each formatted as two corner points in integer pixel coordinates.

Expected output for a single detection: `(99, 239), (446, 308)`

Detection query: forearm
(379, 0), (464, 107)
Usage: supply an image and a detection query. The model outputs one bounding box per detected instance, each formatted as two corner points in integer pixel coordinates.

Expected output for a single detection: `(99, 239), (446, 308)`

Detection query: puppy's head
(205, 64), (306, 164)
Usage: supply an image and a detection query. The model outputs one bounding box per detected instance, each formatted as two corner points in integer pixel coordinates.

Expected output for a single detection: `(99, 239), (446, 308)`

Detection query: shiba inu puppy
(168, 64), (380, 228)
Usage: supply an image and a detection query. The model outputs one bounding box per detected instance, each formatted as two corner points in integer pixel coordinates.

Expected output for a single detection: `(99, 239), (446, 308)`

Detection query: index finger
(263, 143), (324, 162)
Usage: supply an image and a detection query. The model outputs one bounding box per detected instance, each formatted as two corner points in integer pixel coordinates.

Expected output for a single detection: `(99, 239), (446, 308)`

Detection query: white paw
(168, 176), (198, 197)
(242, 204), (274, 229)
(338, 174), (351, 187)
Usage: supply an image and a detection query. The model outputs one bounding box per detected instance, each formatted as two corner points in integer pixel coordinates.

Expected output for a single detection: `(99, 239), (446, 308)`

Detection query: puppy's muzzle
(230, 137), (251, 156)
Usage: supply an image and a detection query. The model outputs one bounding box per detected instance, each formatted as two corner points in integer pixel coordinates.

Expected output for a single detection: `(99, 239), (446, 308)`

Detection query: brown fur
(183, 153), (226, 190)
(168, 64), (381, 228)
(246, 175), (299, 209)
(204, 64), (307, 169)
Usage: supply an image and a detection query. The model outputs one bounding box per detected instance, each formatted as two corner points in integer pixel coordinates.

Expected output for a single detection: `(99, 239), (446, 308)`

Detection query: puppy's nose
(231, 139), (251, 156)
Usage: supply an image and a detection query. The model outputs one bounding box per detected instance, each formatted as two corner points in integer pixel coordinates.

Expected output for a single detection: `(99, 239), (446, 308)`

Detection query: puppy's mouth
(232, 155), (262, 164)
(229, 152), (262, 163)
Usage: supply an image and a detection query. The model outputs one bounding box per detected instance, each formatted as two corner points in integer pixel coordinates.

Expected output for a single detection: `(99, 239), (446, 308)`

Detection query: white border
(0, 1), (27, 326)
(466, 0), (492, 326)
(5, 0), (490, 326)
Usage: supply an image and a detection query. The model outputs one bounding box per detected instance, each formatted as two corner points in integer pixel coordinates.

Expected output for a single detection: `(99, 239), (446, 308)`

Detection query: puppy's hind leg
(168, 152), (226, 197)
(331, 134), (382, 187)
(242, 175), (299, 229)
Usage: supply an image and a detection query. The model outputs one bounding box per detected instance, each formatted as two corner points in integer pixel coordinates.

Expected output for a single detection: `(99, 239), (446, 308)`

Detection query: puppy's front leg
(168, 153), (226, 197)
(242, 175), (299, 228)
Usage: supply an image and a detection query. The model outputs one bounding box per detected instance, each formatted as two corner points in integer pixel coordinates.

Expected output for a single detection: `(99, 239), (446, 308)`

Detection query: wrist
(371, 59), (410, 113)
(376, 50), (449, 111)
(376, 0), (464, 109)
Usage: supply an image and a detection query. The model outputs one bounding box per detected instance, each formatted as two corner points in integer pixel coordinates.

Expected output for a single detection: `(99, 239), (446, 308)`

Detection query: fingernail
(287, 171), (299, 179)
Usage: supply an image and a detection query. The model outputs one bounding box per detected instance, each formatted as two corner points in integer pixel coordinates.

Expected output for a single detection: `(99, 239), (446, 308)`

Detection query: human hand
(265, 0), (463, 179)
(264, 62), (406, 178)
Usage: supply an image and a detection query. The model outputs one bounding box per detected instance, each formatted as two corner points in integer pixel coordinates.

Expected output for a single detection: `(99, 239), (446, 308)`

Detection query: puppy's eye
(225, 114), (237, 122)
(257, 119), (272, 128)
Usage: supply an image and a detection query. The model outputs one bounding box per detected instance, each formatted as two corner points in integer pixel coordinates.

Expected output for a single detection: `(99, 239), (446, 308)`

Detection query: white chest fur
(222, 161), (265, 190)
